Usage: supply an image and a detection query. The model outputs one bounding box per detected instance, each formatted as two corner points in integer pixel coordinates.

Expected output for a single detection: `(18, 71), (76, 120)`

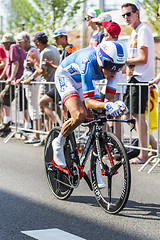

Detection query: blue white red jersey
(60, 47), (117, 97)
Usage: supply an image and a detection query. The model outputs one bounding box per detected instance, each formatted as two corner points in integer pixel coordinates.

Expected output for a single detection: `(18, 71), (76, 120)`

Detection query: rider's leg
(52, 97), (87, 168)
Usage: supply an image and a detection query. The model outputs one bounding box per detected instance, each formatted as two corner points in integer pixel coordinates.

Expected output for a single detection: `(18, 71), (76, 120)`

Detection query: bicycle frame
(51, 115), (135, 183)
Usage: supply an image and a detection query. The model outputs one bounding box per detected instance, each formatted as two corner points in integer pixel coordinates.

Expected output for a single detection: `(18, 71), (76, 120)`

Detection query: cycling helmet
(96, 41), (126, 72)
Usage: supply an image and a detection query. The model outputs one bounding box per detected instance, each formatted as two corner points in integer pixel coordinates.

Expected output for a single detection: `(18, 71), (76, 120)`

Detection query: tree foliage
(8, 0), (42, 32)
(142, 0), (160, 37)
(7, 0), (84, 35)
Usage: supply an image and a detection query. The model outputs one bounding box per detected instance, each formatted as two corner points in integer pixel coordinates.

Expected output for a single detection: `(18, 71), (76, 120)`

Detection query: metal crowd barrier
(0, 80), (159, 173)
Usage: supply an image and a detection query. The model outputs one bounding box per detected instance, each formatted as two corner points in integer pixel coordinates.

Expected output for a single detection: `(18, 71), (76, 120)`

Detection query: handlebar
(83, 109), (136, 131)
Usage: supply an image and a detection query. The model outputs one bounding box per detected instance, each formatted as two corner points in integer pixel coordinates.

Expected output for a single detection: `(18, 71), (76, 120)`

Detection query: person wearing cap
(16, 31), (41, 144)
(99, 22), (127, 135)
(121, 1), (155, 164)
(92, 12), (112, 41)
(53, 28), (77, 61)
(32, 31), (61, 133)
(101, 21), (127, 102)
(39, 28), (77, 126)
(42, 28), (76, 69)
(84, 8), (102, 47)
(0, 33), (28, 137)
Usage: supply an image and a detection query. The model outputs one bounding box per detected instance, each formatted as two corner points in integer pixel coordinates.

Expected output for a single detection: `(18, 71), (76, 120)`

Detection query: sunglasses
(122, 11), (133, 18)
(157, 13), (160, 17)
(84, 16), (93, 20)
(103, 61), (124, 72)
(102, 32), (109, 36)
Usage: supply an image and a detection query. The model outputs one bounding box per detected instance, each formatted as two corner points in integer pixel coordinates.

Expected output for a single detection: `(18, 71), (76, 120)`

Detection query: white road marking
(21, 228), (86, 240)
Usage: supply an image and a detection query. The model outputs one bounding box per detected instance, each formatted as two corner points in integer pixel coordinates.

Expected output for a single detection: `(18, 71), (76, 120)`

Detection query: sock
(56, 133), (65, 145)
(3, 116), (11, 124)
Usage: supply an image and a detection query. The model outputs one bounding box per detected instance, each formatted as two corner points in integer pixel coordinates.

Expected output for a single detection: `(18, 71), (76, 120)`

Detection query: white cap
(53, 28), (67, 38)
(1, 33), (15, 43)
(86, 8), (97, 18)
(125, 0), (140, 11)
(92, 12), (112, 23)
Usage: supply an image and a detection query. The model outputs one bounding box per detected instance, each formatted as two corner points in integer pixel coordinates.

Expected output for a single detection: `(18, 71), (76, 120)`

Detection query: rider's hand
(105, 102), (121, 117)
(116, 100), (129, 114)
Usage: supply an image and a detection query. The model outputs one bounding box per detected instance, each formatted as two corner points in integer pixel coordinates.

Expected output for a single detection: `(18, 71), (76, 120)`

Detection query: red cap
(102, 21), (121, 38)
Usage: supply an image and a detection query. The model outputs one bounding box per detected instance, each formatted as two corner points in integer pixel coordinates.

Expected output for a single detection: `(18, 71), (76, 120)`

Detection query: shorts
(55, 66), (101, 105)
(25, 84), (40, 120)
(123, 76), (148, 114)
(0, 84), (28, 111)
(46, 87), (61, 103)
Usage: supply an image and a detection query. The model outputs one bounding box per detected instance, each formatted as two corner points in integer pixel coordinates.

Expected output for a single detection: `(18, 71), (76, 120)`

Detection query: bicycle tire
(44, 127), (73, 200)
(90, 132), (131, 214)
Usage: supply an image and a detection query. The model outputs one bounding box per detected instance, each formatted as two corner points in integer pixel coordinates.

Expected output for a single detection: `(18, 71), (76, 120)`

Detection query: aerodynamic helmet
(96, 41), (126, 72)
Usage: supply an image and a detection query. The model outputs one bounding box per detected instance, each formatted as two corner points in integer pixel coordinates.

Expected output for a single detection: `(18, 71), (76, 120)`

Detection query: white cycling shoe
(52, 136), (66, 168)
(87, 170), (106, 189)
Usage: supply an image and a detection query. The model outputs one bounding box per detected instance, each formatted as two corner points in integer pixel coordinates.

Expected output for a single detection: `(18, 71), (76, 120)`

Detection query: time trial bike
(44, 110), (135, 214)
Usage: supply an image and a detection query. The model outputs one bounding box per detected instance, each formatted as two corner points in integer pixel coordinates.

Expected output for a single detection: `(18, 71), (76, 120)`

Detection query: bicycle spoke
(110, 160), (123, 176)
(108, 176), (112, 203)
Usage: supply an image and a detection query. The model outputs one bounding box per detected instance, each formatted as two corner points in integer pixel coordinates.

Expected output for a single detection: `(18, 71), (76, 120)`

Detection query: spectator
(32, 31), (60, 133)
(39, 28), (77, 124)
(92, 12), (112, 42)
(101, 21), (127, 101)
(0, 44), (7, 123)
(16, 31), (41, 144)
(84, 8), (102, 47)
(0, 33), (28, 137)
(149, 4), (160, 88)
(121, 1), (155, 164)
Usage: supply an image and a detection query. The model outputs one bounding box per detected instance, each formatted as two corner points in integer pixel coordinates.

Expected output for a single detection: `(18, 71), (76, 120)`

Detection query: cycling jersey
(55, 47), (118, 105)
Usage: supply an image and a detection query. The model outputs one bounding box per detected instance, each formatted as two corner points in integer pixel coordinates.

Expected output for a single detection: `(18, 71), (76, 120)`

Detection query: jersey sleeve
(106, 72), (120, 95)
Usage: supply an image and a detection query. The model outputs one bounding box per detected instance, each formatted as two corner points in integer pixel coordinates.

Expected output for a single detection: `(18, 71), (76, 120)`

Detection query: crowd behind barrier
(0, 80), (159, 172)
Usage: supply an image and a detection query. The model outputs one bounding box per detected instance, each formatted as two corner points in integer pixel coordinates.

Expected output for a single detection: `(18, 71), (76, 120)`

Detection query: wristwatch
(30, 76), (34, 81)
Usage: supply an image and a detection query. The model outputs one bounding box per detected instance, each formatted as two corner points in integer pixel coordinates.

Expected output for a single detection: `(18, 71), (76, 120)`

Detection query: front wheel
(91, 132), (131, 214)
(44, 127), (73, 200)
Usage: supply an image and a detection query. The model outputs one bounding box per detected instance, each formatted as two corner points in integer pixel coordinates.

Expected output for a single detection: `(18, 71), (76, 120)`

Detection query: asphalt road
(0, 136), (160, 240)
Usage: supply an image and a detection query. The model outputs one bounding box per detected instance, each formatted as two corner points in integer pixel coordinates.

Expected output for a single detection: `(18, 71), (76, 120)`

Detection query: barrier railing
(0, 80), (159, 173)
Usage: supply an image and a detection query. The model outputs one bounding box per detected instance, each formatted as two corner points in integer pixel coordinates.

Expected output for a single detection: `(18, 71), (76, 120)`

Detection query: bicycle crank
(68, 162), (80, 188)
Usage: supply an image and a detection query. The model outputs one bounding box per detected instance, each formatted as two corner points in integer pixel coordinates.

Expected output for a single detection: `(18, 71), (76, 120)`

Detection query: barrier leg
(139, 155), (157, 172)
(3, 129), (29, 143)
(148, 156), (160, 173)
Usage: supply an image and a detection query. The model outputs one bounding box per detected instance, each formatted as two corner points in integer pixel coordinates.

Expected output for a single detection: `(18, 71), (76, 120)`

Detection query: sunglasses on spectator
(102, 32), (109, 36)
(103, 61), (124, 72)
(122, 11), (133, 18)
(84, 16), (93, 20)
(157, 13), (160, 17)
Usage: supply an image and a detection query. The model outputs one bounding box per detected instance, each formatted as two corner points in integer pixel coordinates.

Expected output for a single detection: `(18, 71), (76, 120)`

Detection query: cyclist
(53, 41), (128, 169)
